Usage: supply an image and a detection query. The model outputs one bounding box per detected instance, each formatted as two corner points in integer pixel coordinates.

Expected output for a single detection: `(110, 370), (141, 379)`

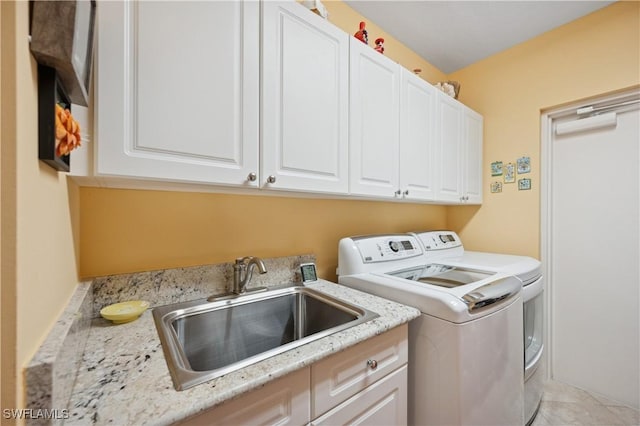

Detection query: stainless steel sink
(153, 285), (379, 390)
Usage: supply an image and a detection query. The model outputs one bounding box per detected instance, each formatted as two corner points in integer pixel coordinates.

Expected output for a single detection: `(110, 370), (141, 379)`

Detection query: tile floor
(531, 379), (640, 426)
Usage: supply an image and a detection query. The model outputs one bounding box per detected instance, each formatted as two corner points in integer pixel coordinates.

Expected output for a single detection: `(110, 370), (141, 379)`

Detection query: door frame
(540, 87), (640, 380)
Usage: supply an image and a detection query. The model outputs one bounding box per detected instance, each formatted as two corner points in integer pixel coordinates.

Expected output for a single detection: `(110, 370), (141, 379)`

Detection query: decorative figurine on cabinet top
(434, 81), (461, 99)
(374, 37), (385, 54)
(354, 21), (368, 45)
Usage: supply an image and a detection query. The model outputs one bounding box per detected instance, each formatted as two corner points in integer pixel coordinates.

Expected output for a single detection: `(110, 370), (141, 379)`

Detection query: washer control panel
(353, 235), (423, 263)
(413, 231), (463, 251)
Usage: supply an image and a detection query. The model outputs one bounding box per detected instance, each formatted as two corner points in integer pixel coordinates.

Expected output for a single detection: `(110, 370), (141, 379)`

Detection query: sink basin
(153, 285), (379, 390)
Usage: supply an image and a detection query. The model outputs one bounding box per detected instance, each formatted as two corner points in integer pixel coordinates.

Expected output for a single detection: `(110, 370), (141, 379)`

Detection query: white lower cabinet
(177, 367), (310, 426)
(311, 366), (407, 426)
(178, 325), (408, 426)
(311, 324), (408, 425)
(311, 325), (408, 417)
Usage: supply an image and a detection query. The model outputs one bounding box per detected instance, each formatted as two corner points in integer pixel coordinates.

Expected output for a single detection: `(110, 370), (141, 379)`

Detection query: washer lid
(385, 264), (496, 288)
(453, 252), (542, 285)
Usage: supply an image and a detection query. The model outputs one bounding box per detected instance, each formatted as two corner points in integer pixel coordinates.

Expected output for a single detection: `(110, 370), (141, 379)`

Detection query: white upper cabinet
(89, 0), (481, 204)
(349, 37), (401, 199)
(434, 92), (483, 204)
(463, 107), (483, 204)
(435, 92), (464, 202)
(261, 1), (349, 194)
(95, 1), (260, 186)
(399, 69), (438, 201)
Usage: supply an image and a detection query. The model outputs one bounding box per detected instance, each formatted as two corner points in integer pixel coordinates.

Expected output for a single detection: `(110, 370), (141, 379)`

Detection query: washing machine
(411, 230), (544, 425)
(338, 234), (524, 426)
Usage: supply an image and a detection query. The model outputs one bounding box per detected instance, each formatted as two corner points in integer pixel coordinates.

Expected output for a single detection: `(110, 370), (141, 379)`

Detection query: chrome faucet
(232, 256), (267, 294)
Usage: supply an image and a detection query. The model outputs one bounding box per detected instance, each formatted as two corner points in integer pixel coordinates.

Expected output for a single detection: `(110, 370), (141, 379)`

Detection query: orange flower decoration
(54, 104), (81, 157)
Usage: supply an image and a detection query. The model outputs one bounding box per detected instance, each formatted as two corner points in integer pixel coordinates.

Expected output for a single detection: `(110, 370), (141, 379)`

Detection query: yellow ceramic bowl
(100, 300), (150, 324)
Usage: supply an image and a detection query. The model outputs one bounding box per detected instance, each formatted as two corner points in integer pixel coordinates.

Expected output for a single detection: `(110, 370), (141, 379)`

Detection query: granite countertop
(66, 280), (421, 425)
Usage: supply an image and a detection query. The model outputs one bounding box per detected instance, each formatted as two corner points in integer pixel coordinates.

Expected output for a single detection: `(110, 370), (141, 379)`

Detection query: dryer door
(523, 277), (544, 424)
(524, 277), (544, 377)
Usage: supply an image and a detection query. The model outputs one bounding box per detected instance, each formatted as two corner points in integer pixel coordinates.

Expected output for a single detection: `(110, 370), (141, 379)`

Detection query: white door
(261, 1), (349, 194)
(399, 69), (437, 201)
(435, 92), (464, 202)
(96, 1), (260, 186)
(545, 91), (640, 409)
(349, 38), (400, 199)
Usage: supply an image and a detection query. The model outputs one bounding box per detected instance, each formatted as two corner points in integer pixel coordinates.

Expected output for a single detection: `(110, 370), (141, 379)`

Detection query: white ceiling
(343, 1), (616, 74)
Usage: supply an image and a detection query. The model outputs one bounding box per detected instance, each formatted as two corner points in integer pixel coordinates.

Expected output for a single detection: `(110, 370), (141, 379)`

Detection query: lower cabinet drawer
(177, 367), (310, 426)
(311, 324), (408, 418)
(311, 365), (408, 426)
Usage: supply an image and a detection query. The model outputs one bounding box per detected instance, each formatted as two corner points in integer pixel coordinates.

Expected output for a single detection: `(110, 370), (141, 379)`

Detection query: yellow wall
(80, 189), (446, 281)
(1, 2), (18, 419)
(446, 1), (640, 257)
(1, 1), (81, 414)
(0, 2), (11, 421)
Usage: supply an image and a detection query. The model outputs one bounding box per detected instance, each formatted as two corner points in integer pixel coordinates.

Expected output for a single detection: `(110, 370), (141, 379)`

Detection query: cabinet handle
(395, 190), (402, 197)
(367, 359), (378, 370)
(247, 172), (257, 182)
(403, 190), (409, 197)
(267, 175), (276, 184)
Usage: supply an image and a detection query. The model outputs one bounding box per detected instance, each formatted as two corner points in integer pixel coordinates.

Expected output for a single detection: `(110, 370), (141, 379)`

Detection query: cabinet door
(349, 38), (400, 198)
(435, 92), (464, 202)
(399, 69), (437, 201)
(311, 325), (408, 418)
(312, 365), (408, 426)
(463, 107), (483, 204)
(178, 367), (310, 426)
(96, 1), (259, 186)
(261, 1), (349, 194)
